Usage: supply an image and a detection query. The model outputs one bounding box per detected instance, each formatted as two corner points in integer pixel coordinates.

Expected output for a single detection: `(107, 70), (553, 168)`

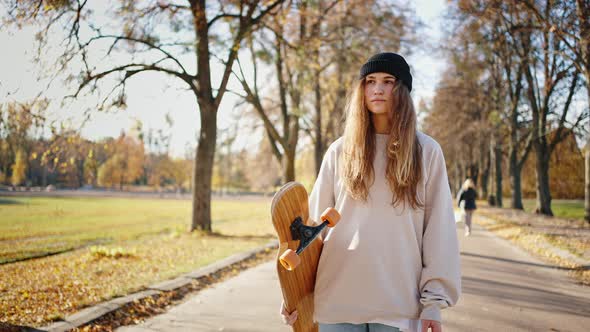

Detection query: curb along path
(38, 241), (278, 332)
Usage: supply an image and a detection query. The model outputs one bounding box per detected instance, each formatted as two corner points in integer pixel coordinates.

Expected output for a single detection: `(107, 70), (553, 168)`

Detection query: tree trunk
(533, 141), (553, 216)
(480, 151), (490, 199)
(283, 148), (295, 183)
(509, 165), (523, 210)
(507, 61), (524, 209)
(492, 133), (503, 207)
(458, 160), (466, 190)
(575, 0), (589, 221)
(479, 136), (489, 198)
(78, 160), (85, 188)
(454, 162), (462, 195)
(509, 149), (524, 210)
(311, 3), (324, 177)
(326, 45), (347, 144)
(481, 167), (490, 199)
(276, 33), (289, 154)
(470, 164), (479, 187)
(191, 105), (217, 232)
(585, 134), (589, 222)
(495, 146), (503, 208)
(191, 0), (216, 233)
(313, 49), (323, 176)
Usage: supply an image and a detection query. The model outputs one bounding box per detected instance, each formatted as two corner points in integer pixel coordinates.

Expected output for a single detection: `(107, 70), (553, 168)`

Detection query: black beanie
(359, 52), (412, 92)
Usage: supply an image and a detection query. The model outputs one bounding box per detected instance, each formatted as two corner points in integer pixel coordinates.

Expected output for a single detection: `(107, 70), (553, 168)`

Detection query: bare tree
(233, 0), (419, 182)
(231, 3), (299, 183)
(495, 3), (534, 210)
(448, 0), (588, 215)
(518, 8), (584, 216)
(3, 0), (284, 232)
(521, 0), (590, 218)
(586, 137), (590, 222)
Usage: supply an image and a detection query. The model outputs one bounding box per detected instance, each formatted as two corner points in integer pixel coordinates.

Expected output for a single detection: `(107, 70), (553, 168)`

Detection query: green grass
(0, 195), (277, 326)
(521, 198), (585, 220)
(0, 196), (274, 264)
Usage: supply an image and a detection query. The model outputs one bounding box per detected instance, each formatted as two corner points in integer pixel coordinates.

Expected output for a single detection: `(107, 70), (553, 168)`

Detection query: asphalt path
(114, 219), (590, 332)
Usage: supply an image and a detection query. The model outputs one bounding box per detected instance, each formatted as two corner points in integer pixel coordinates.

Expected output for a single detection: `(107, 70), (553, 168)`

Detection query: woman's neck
(372, 113), (391, 134)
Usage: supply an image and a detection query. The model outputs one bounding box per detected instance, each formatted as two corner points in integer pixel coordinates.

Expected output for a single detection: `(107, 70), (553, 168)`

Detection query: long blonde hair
(462, 178), (475, 191)
(341, 78), (423, 209)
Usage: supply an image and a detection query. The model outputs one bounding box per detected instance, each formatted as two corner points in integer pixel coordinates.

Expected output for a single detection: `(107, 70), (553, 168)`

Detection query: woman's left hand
(421, 319), (441, 332)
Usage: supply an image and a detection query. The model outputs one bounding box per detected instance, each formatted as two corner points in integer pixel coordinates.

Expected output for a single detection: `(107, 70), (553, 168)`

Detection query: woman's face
(364, 72), (396, 115)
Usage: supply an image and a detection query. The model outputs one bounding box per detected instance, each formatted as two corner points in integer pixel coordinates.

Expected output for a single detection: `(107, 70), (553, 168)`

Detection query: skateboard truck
(279, 208), (340, 271)
(290, 216), (328, 255)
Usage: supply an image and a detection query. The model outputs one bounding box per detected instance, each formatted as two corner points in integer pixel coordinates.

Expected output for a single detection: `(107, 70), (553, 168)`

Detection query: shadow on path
(461, 251), (589, 271)
(462, 275), (590, 317)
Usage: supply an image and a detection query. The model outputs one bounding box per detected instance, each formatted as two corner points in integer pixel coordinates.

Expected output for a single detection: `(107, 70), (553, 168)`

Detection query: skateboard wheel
(321, 207), (340, 227)
(279, 249), (301, 271)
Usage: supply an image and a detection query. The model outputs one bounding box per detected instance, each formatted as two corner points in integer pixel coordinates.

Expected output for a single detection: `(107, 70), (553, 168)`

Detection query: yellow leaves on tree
(97, 133), (144, 189)
(148, 156), (192, 191)
(521, 131), (585, 199)
(10, 150), (27, 186)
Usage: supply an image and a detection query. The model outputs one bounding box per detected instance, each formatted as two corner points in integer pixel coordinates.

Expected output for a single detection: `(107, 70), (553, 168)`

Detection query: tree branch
(82, 33), (191, 76)
(207, 13), (242, 28)
(232, 57), (284, 149)
(66, 62), (195, 100)
(213, 0), (285, 109)
(518, 130), (534, 169)
(549, 72), (580, 153)
(520, 0), (584, 64)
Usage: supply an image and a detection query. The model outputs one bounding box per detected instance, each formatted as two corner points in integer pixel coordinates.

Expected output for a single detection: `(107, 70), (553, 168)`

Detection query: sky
(0, 0), (448, 158)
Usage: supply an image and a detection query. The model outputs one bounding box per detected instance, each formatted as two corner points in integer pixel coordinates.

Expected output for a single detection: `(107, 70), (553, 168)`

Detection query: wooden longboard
(271, 182), (322, 332)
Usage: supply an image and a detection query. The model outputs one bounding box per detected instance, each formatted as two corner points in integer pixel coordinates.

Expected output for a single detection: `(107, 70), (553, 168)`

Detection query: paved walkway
(117, 221), (590, 332)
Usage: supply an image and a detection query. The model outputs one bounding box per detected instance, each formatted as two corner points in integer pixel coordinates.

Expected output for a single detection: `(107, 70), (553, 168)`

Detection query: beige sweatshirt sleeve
(418, 143), (462, 322)
(308, 147), (335, 239)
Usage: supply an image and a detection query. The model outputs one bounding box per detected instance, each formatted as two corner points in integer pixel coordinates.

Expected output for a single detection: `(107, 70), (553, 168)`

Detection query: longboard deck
(271, 182), (322, 332)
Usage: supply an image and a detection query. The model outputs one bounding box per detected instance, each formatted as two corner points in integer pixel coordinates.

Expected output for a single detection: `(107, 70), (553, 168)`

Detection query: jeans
(319, 323), (401, 332)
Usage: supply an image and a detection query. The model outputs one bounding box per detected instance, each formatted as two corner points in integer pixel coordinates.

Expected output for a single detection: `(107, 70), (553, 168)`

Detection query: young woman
(280, 52), (461, 332)
(457, 178), (478, 236)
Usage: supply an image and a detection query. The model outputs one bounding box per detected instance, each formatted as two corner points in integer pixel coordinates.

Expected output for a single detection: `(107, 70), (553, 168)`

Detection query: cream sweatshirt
(309, 132), (461, 328)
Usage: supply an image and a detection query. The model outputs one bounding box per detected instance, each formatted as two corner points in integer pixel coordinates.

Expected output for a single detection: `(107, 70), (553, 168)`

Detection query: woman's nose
(374, 83), (386, 94)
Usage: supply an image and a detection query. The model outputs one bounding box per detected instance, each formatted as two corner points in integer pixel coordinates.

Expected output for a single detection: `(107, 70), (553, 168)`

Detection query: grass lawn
(0, 196), (276, 327)
(521, 199), (585, 220)
(0, 196), (273, 263)
(475, 198), (590, 285)
(482, 198), (586, 220)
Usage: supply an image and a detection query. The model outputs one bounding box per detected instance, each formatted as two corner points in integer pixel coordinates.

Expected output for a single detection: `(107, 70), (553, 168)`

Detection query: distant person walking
(457, 179), (477, 236)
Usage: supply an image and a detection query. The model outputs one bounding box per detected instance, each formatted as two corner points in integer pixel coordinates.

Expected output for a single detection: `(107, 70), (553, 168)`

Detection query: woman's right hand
(280, 301), (298, 326)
